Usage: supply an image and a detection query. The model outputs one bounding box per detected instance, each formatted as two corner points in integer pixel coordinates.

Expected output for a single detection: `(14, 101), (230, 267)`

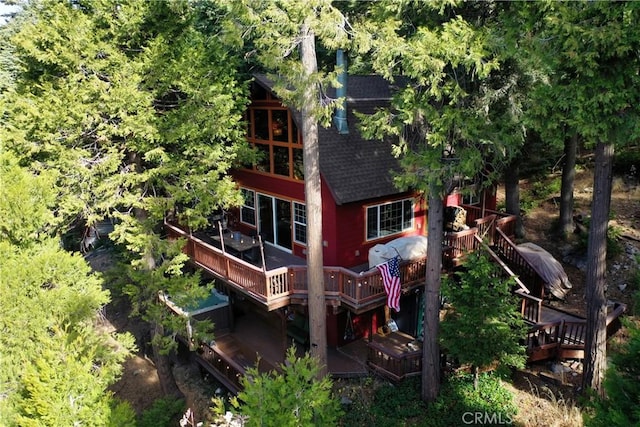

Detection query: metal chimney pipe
(334, 49), (349, 134)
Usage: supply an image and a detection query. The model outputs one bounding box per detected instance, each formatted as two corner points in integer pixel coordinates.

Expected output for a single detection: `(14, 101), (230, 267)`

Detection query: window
(460, 180), (480, 205)
(462, 192), (479, 205)
(240, 188), (256, 226)
(366, 199), (414, 240)
(293, 202), (307, 244)
(245, 87), (303, 180)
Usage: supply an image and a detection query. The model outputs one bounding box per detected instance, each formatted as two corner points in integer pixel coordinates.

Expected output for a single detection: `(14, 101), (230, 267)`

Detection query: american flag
(376, 256), (401, 312)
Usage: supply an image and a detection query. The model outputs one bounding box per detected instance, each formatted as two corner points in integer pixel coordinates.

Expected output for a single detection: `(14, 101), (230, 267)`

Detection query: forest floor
(97, 165), (639, 425)
(496, 167), (640, 426)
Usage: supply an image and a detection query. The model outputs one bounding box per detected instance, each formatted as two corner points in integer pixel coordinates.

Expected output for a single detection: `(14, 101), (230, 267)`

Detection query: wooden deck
(165, 204), (628, 386)
(366, 331), (422, 382)
(166, 220), (428, 313)
(524, 301), (627, 362)
(184, 310), (369, 393)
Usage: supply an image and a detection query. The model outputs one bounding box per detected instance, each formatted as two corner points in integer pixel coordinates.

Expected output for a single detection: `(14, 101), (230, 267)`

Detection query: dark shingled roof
(253, 74), (405, 205)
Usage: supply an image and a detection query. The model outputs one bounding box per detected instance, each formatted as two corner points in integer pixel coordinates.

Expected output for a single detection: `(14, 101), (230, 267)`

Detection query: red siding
(445, 191), (462, 207)
(233, 170), (305, 200)
(231, 170), (429, 269)
(334, 194), (427, 268)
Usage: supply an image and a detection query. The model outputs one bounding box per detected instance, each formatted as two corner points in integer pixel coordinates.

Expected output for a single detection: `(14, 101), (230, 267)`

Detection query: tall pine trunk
(300, 23), (328, 376)
(559, 133), (577, 238)
(504, 161), (525, 238)
(131, 152), (183, 399)
(422, 183), (443, 402)
(152, 323), (184, 399)
(582, 141), (614, 397)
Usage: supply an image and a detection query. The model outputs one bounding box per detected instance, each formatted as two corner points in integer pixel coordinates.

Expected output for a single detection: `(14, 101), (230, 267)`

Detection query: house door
(258, 194), (292, 252)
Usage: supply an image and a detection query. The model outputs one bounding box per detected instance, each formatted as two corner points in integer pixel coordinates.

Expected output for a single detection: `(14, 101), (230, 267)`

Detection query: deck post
(217, 221), (230, 277)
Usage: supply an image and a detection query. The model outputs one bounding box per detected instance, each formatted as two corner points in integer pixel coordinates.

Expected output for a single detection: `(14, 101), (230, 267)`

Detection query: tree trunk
(130, 151), (184, 398)
(300, 23), (328, 376)
(152, 323), (184, 399)
(473, 365), (479, 390)
(582, 141), (614, 397)
(422, 183), (443, 402)
(504, 160), (525, 238)
(560, 133), (577, 237)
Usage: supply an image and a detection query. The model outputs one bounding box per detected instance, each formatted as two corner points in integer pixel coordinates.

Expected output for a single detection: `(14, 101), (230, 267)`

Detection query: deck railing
(461, 205), (507, 226)
(493, 227), (547, 298)
(166, 221), (426, 310)
(167, 210), (518, 311)
(525, 302), (626, 362)
(195, 342), (245, 394)
(517, 290), (543, 324)
(367, 342), (422, 382)
(474, 214), (497, 245)
(167, 210), (627, 383)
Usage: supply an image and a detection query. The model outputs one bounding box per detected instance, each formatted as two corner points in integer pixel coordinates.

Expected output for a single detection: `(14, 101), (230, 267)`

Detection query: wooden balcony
(165, 207), (519, 313)
(164, 206), (628, 385)
(165, 220), (429, 313)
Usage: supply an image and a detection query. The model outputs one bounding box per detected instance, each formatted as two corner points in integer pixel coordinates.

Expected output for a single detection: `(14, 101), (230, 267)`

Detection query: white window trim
(240, 188), (256, 226)
(293, 201), (307, 245)
(366, 198), (414, 241)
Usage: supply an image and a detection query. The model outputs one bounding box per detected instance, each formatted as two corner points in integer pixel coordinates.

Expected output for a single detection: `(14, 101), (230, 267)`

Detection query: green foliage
(353, 1), (527, 196)
(631, 256), (640, 315)
(529, 176), (561, 200)
(1, 0), (252, 236)
(339, 374), (517, 426)
(0, 159), (135, 425)
(235, 347), (343, 426)
(0, 239), (136, 426)
(0, 151), (59, 246)
(367, 377), (426, 425)
(425, 373), (518, 427)
(232, 0), (350, 125)
(516, 175), (562, 215)
(612, 144), (640, 176)
(440, 250), (527, 377)
(339, 377), (426, 426)
(586, 319), (640, 426)
(574, 218), (623, 260)
(138, 397), (185, 427)
(522, 2), (640, 149)
(1, 0), (255, 363)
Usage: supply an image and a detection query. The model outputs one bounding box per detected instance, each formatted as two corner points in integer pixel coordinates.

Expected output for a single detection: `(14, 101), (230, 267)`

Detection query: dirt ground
(87, 250), (215, 419)
(97, 166), (639, 421)
(513, 168), (640, 316)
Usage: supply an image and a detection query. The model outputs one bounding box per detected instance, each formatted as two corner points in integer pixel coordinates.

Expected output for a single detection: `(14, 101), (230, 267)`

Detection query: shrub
(586, 319), (640, 426)
(138, 398), (185, 427)
(440, 250), (527, 388)
(234, 347), (342, 426)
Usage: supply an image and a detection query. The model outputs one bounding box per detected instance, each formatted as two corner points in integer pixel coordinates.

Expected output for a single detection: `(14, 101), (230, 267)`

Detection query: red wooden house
(165, 71), (565, 389)
(228, 73), (431, 346)
(165, 72), (626, 390)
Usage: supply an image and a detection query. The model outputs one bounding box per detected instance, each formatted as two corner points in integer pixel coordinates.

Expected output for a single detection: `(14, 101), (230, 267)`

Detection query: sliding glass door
(258, 194), (292, 252)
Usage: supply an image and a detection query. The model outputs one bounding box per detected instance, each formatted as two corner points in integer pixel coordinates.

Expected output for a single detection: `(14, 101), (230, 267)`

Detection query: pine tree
(1, 0), (253, 395)
(0, 152), (135, 426)
(440, 250), (527, 389)
(234, 347), (343, 426)
(231, 0), (350, 375)
(516, 1), (640, 396)
(352, 1), (526, 401)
